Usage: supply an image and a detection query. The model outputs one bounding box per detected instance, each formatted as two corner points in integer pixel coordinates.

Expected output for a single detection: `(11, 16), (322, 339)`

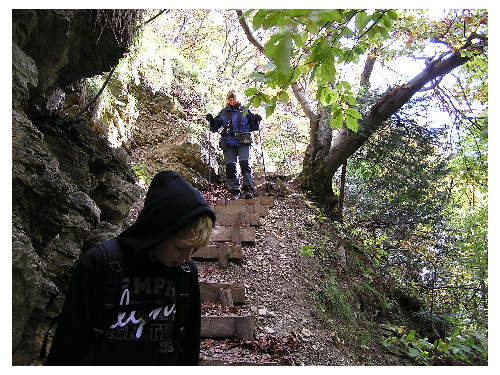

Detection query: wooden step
(254, 191), (268, 197)
(201, 315), (254, 341)
(215, 211), (261, 227)
(213, 204), (269, 218)
(200, 359), (278, 366)
(200, 282), (245, 304)
(209, 226), (255, 244)
(216, 196), (274, 207)
(193, 243), (242, 268)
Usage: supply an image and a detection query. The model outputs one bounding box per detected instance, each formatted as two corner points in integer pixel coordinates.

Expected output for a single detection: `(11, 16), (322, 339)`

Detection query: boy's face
(151, 238), (195, 267)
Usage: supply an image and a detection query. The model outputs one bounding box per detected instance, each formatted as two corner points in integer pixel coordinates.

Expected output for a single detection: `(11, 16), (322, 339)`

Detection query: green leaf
(331, 103), (342, 117)
(387, 10), (399, 20)
(244, 88), (258, 96)
(408, 348), (420, 358)
(305, 21), (319, 33)
(319, 9), (343, 23)
(310, 36), (327, 62)
(406, 330), (416, 341)
(259, 93), (271, 103)
(264, 31), (293, 75)
(284, 9), (310, 17)
(355, 11), (370, 33)
(292, 33), (305, 48)
(346, 116), (359, 132)
(346, 95), (357, 106)
(262, 11), (285, 29)
(341, 27), (354, 37)
(279, 91), (289, 103)
(252, 10), (268, 29)
(367, 27), (379, 42)
(317, 60), (336, 84)
(382, 14), (393, 30)
(341, 81), (352, 90)
(330, 111), (344, 129)
(319, 86), (335, 106)
(377, 26), (390, 39)
(251, 95), (262, 108)
(265, 103), (276, 117)
(346, 107), (362, 119)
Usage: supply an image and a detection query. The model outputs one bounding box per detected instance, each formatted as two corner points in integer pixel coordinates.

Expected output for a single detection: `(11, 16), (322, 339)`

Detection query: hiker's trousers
(223, 144), (253, 193)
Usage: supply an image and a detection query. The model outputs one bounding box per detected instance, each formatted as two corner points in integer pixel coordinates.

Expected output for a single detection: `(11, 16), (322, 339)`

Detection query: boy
(46, 170), (215, 365)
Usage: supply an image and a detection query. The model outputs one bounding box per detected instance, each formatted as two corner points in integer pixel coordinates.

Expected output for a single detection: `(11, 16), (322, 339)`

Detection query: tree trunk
(338, 162), (347, 220)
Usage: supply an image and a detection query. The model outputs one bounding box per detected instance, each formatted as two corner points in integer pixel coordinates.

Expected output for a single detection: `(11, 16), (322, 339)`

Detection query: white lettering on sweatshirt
(109, 288), (175, 339)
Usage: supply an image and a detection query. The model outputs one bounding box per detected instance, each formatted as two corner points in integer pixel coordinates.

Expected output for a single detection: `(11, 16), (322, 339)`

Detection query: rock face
(13, 9), (136, 117)
(12, 10), (142, 365)
(127, 82), (224, 190)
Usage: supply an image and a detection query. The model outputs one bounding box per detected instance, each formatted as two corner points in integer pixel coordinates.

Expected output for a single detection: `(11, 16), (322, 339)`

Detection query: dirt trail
(197, 176), (359, 365)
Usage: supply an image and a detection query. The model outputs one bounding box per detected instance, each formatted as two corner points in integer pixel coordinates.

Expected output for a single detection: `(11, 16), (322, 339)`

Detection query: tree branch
(236, 9), (318, 123)
(74, 63), (117, 119)
(360, 53), (377, 87)
(143, 9), (169, 25)
(325, 42), (485, 175)
(236, 10), (264, 53)
(291, 82), (319, 122)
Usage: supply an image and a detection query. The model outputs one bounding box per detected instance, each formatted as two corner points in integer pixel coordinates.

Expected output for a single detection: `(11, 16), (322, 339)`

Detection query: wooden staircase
(194, 173), (277, 365)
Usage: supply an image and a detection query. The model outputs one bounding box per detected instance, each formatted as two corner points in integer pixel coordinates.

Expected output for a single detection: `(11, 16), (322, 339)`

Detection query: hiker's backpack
(41, 238), (193, 363)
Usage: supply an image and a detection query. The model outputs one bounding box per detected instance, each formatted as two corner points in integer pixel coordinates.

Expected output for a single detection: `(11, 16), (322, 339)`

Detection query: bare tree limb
(236, 10), (264, 53)
(291, 82), (319, 122)
(74, 63), (117, 119)
(236, 9), (319, 126)
(143, 9), (169, 25)
(360, 53), (377, 87)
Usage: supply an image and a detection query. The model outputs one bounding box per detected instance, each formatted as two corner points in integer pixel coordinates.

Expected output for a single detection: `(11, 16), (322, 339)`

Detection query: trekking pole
(258, 126), (267, 182)
(208, 125), (211, 184)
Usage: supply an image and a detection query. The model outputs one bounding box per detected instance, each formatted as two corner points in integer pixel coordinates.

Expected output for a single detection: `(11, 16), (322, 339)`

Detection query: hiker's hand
(206, 113), (214, 122)
(255, 114), (262, 122)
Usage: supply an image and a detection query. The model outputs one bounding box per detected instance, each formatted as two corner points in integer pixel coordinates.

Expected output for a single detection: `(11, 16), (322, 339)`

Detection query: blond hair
(172, 215), (213, 248)
(225, 90), (237, 106)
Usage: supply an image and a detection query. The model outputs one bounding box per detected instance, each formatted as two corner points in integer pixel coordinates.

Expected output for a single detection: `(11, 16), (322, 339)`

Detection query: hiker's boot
(242, 186), (254, 199)
(229, 190), (240, 200)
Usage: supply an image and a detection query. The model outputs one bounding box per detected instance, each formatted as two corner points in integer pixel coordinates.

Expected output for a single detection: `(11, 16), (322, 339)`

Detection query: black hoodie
(46, 171), (215, 365)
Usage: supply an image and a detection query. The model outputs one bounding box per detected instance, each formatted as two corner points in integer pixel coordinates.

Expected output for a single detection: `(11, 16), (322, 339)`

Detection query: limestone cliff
(12, 9), (141, 365)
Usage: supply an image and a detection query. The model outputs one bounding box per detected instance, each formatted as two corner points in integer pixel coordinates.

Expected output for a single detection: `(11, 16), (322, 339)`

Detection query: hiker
(45, 170), (215, 365)
(206, 90), (262, 199)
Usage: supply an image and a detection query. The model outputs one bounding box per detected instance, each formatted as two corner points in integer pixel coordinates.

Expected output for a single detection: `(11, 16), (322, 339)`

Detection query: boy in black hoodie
(45, 170), (215, 365)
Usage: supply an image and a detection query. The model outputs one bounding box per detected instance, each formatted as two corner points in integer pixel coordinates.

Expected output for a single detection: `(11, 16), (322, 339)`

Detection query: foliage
(132, 164), (152, 186)
(314, 272), (354, 323)
(382, 325), (487, 365)
(340, 93), (487, 349)
(254, 107), (309, 174)
(244, 9), (398, 128)
(299, 244), (315, 257)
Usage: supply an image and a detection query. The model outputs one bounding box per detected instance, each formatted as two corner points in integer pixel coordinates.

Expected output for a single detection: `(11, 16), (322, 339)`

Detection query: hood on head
(117, 170), (215, 256)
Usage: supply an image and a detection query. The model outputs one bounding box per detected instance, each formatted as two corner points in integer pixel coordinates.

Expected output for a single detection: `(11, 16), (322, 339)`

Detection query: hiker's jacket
(211, 104), (260, 148)
(46, 171), (216, 365)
